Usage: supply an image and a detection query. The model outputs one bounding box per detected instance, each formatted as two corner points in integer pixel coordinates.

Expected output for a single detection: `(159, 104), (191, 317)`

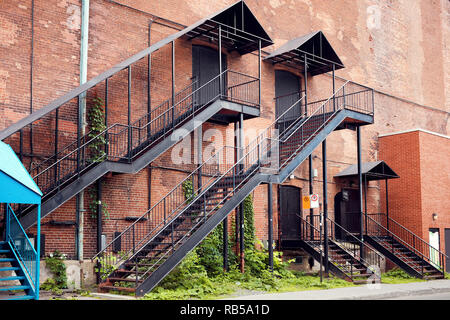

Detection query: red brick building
(379, 129), (450, 266)
(0, 0), (449, 296)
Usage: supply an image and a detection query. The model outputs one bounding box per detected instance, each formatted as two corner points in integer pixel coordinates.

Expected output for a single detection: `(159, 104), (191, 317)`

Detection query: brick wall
(379, 129), (450, 257)
(1, 0), (449, 259)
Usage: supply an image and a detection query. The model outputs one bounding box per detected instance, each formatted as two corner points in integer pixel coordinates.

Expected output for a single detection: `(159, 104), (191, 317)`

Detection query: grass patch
(381, 267), (424, 284)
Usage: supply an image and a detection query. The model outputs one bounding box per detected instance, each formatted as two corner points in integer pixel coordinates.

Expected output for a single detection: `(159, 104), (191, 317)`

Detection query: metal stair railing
(93, 79), (375, 284)
(25, 70), (257, 202)
(366, 213), (448, 277)
(5, 204), (39, 299)
(28, 79), (198, 180)
(277, 81), (374, 171)
(93, 91), (307, 281)
(302, 215), (383, 279)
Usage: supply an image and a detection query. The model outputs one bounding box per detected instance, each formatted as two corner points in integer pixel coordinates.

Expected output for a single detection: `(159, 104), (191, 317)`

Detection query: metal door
(192, 45), (227, 106)
(280, 185), (301, 241)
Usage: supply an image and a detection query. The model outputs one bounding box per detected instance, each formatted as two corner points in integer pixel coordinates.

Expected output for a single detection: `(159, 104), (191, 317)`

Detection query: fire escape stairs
(364, 213), (446, 280)
(93, 81), (378, 296)
(0, 241), (35, 300)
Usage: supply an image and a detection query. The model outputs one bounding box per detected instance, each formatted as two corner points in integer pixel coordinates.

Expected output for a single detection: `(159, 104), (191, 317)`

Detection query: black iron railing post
(128, 66), (132, 163)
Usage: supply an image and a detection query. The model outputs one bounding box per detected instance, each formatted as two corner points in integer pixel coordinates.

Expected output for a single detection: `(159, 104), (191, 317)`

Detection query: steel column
(322, 139), (329, 274)
(219, 25), (223, 96)
(309, 155), (314, 240)
(357, 126), (364, 258)
(234, 121), (240, 256)
(239, 113), (244, 273)
(258, 39), (261, 106)
(268, 182), (273, 272)
(304, 54), (308, 115)
(385, 179), (389, 231)
(223, 216), (228, 272)
(172, 40), (175, 127)
(128, 65), (132, 162)
(332, 63), (336, 111)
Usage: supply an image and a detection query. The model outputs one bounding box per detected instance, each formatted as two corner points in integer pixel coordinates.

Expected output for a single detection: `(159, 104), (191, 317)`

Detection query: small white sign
(310, 193), (319, 208)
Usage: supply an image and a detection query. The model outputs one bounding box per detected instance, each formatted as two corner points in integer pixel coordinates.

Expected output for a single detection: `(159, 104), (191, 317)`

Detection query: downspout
(76, 0), (89, 261)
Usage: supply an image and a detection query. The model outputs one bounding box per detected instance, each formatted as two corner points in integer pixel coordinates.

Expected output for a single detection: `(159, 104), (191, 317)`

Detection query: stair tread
(0, 294), (35, 301)
(0, 276), (25, 282)
(0, 285), (31, 291)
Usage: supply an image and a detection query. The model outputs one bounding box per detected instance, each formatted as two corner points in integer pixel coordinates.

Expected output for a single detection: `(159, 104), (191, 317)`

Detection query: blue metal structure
(0, 141), (42, 300)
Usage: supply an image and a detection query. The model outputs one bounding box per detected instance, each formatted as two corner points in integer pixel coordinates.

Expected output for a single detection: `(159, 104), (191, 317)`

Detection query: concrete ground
(222, 279), (450, 300)
(31, 279), (450, 300)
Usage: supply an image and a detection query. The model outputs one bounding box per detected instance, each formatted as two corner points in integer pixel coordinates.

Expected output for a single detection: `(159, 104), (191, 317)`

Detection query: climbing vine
(41, 250), (67, 294)
(87, 97), (107, 163)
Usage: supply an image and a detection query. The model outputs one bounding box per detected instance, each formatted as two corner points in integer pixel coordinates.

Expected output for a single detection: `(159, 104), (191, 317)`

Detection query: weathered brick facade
(0, 0), (449, 263)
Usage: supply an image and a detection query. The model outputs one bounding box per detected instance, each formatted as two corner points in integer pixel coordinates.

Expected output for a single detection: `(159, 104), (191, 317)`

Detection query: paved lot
(222, 279), (450, 300)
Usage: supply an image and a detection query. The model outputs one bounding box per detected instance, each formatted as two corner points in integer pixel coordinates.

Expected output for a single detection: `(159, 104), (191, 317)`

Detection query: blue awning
(0, 141), (42, 204)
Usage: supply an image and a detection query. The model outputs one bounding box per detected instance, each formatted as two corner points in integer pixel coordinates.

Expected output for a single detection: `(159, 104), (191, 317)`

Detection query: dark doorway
(445, 229), (450, 273)
(274, 70), (301, 133)
(279, 185), (301, 248)
(335, 188), (361, 236)
(192, 45), (227, 106)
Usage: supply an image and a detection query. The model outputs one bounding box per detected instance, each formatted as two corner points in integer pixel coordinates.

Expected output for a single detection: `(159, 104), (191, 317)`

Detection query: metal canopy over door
(192, 45), (227, 106)
(275, 70), (301, 133)
(445, 229), (450, 272)
(279, 185), (301, 248)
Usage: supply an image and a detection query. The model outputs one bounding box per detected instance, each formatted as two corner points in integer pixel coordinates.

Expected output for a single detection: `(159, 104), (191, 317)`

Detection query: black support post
(223, 216), (228, 272)
(128, 66), (131, 162)
(234, 121), (240, 257)
(322, 140), (329, 274)
(258, 39), (261, 106)
(171, 40), (175, 127)
(304, 54), (308, 115)
(268, 182), (273, 272)
(385, 179), (389, 231)
(218, 25), (223, 96)
(357, 126), (364, 258)
(309, 155), (314, 240)
(239, 113), (244, 273)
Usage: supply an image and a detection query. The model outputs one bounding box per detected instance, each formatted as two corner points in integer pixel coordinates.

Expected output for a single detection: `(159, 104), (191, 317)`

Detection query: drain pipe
(76, 0), (90, 261)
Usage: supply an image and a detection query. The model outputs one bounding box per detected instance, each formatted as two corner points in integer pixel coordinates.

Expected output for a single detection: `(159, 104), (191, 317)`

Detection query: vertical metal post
(322, 139), (329, 274)
(239, 113), (244, 273)
(385, 179), (389, 231)
(35, 203), (41, 300)
(197, 124), (202, 191)
(268, 182), (273, 272)
(364, 174), (368, 234)
(332, 63), (336, 111)
(223, 216), (228, 272)
(258, 39), (262, 106)
(104, 78), (109, 157)
(309, 155), (314, 240)
(54, 109), (59, 185)
(304, 54), (308, 115)
(172, 40), (175, 127)
(234, 121), (240, 256)
(218, 25), (223, 97)
(357, 126), (364, 258)
(128, 66), (132, 162)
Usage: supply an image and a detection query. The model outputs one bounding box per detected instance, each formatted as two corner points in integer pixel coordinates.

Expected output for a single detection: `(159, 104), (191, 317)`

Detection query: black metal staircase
(365, 213), (447, 279)
(299, 215), (383, 284)
(93, 80), (376, 296)
(14, 69), (259, 230)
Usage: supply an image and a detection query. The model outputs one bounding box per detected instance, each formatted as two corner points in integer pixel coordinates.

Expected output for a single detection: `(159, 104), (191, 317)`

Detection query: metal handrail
(6, 205), (38, 296)
(366, 213), (447, 274)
